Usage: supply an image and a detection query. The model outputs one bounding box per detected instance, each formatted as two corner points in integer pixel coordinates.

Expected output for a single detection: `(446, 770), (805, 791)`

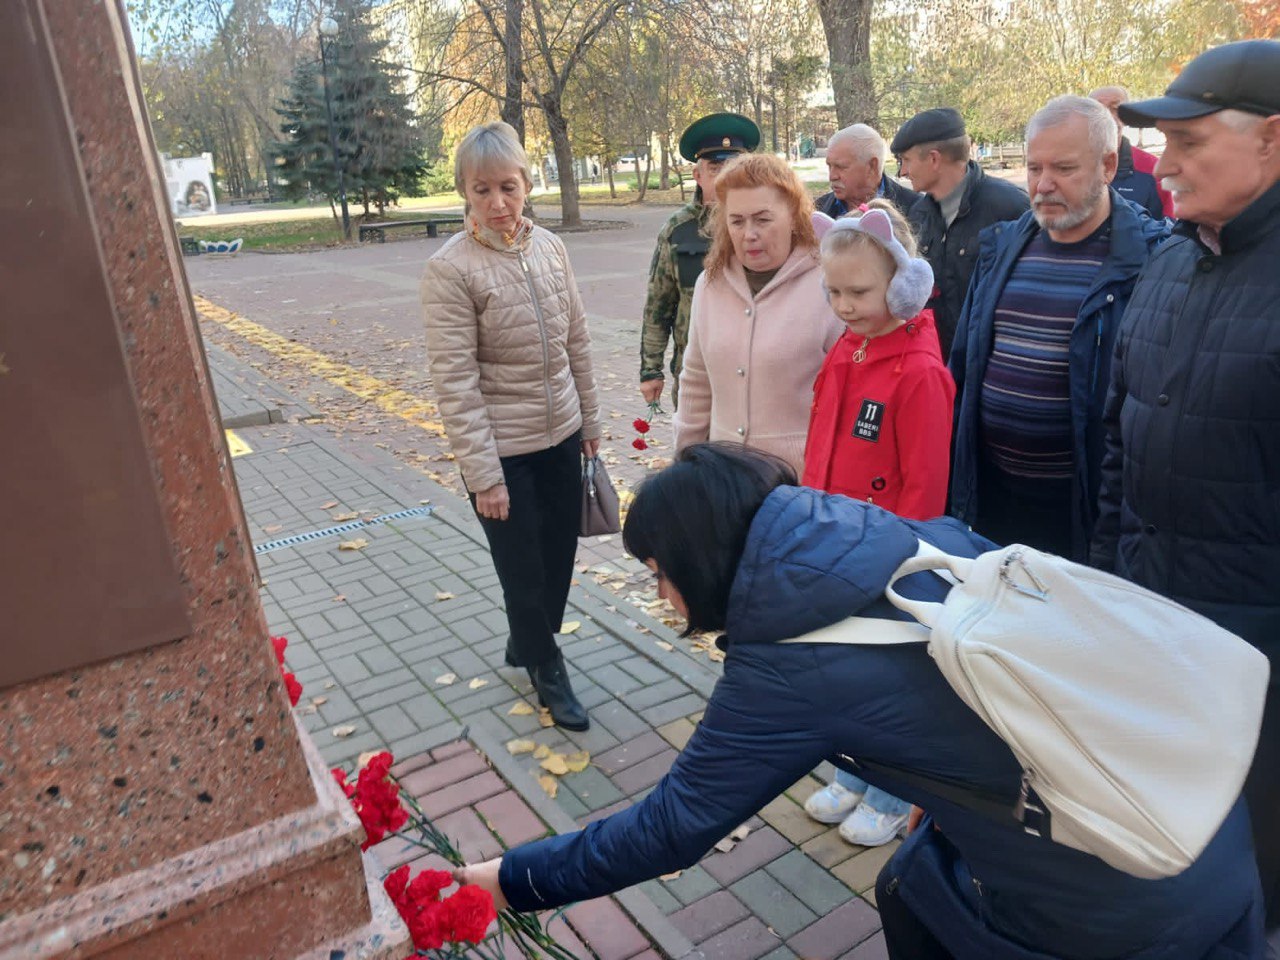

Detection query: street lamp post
(318, 15), (351, 241)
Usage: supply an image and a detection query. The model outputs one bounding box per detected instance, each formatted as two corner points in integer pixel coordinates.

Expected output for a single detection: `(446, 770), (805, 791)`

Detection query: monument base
(0, 721), (410, 960)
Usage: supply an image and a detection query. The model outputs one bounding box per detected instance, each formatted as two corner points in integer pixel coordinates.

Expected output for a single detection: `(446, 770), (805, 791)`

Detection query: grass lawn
(180, 210), (457, 251)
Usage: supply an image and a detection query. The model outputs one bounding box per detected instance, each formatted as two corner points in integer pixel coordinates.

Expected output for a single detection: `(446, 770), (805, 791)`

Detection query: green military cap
(679, 112), (761, 163)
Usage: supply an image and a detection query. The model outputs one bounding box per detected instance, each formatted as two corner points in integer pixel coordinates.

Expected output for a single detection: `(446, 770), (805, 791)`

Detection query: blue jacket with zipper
(499, 486), (1262, 959)
(948, 192), (1170, 561)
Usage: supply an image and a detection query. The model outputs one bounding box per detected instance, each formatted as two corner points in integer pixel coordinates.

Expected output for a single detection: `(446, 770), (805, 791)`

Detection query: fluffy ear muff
(812, 210), (837, 239)
(885, 257), (934, 320)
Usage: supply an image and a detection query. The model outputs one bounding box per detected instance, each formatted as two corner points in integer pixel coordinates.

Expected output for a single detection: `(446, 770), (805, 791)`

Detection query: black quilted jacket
(1091, 179), (1280, 671)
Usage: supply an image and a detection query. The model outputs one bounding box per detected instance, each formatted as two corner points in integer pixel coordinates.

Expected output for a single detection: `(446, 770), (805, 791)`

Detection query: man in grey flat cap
(1090, 39), (1280, 938)
(891, 108), (1029, 357)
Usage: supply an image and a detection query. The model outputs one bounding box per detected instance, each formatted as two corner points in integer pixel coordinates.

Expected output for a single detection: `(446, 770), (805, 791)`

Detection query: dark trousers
(471, 432), (581, 668)
(973, 457), (1074, 558)
(1250, 685), (1280, 929)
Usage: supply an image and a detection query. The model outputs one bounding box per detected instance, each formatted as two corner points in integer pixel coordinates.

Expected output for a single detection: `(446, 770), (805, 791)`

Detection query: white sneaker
(838, 803), (909, 846)
(803, 782), (865, 824)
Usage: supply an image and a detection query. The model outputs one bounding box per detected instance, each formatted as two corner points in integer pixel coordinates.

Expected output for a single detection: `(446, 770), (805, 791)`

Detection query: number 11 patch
(853, 398), (886, 442)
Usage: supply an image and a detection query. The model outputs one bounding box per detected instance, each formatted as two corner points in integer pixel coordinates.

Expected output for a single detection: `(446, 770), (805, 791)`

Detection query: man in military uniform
(640, 112), (760, 410)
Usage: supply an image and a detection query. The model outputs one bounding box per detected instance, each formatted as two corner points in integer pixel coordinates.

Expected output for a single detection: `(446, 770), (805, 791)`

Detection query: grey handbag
(580, 455), (621, 536)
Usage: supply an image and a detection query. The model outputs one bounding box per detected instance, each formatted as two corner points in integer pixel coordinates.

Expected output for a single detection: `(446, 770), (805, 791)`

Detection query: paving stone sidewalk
(211, 344), (892, 960)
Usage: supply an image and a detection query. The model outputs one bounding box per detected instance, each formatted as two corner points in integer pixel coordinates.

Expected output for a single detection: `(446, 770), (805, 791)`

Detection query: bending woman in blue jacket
(456, 444), (1264, 959)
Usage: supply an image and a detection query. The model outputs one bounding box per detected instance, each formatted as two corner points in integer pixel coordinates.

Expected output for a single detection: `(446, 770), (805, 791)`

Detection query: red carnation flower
(352, 751), (408, 849)
(632, 438), (648, 451)
(383, 864), (411, 906)
(408, 868), (453, 903)
(270, 635), (288, 666)
(283, 671), (302, 707)
(440, 884), (498, 943)
(408, 901), (447, 951)
(632, 418), (651, 434)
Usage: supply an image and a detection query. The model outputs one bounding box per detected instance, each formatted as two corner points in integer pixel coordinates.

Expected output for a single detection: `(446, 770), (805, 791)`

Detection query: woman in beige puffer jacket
(421, 122), (601, 731)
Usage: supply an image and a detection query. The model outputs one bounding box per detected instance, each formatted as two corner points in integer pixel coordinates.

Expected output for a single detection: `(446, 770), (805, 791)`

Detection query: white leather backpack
(790, 541), (1269, 879)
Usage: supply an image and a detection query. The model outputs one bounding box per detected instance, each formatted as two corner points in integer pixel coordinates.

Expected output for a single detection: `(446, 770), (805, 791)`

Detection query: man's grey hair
(1026, 95), (1118, 158)
(1088, 85), (1130, 103)
(453, 121), (534, 195)
(828, 123), (888, 166)
(1216, 108), (1267, 134)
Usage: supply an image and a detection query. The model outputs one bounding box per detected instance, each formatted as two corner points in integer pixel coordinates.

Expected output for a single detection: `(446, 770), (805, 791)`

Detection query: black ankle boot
(529, 652), (589, 731)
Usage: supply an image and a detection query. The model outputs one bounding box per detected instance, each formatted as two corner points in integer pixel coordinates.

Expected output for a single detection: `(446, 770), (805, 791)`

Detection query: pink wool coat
(674, 245), (843, 476)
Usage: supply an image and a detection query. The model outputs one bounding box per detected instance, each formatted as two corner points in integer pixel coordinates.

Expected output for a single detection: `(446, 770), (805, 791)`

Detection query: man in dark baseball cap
(1091, 39), (1280, 940)
(1117, 39), (1280, 126)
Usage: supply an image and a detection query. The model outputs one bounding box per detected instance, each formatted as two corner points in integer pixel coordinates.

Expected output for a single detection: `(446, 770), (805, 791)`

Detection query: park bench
(179, 236), (201, 255)
(358, 217), (465, 243)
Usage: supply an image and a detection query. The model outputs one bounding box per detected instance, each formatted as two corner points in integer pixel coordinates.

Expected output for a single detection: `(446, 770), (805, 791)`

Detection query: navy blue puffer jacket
(500, 487), (1263, 958)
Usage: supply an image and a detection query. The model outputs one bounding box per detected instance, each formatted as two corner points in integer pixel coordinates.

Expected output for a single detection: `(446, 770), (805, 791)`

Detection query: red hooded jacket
(802, 310), (954, 520)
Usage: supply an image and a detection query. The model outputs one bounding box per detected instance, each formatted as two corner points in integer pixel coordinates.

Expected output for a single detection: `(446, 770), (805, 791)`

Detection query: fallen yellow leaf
(540, 754), (570, 776)
(332, 725), (357, 738)
(659, 871), (683, 882)
(321, 500), (339, 509)
(565, 751), (591, 773)
(536, 774), (559, 798)
(311, 696), (328, 706)
(468, 678), (489, 690)
(730, 824), (751, 841)
(655, 640), (674, 652)
(435, 673), (458, 686)
(508, 702), (536, 716)
(333, 511), (359, 521)
(435, 591), (455, 601)
(538, 710), (555, 728)
(337, 538), (369, 551)
(506, 739), (536, 755)
(559, 621), (581, 634)
(533, 743), (552, 759)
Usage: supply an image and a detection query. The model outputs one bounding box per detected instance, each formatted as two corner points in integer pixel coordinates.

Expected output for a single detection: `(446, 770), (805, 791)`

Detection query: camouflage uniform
(639, 198), (712, 411)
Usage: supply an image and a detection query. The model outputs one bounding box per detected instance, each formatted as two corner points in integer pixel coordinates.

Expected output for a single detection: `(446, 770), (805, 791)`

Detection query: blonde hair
(453, 122), (534, 195)
(820, 198), (918, 272)
(703, 153), (817, 279)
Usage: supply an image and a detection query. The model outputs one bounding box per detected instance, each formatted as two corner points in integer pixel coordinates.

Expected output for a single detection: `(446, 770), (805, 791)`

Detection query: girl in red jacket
(802, 202), (954, 519)
(801, 200), (955, 846)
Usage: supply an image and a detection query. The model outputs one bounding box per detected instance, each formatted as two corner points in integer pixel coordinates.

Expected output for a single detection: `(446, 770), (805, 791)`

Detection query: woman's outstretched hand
(453, 858), (508, 910)
(475, 483), (510, 521)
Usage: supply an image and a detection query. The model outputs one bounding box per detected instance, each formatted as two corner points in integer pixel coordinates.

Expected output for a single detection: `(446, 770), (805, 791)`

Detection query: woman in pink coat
(674, 154), (842, 476)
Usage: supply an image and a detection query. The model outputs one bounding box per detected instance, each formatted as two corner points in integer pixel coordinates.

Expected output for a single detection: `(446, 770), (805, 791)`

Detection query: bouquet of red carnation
(331, 751), (585, 960)
(631, 400), (661, 451)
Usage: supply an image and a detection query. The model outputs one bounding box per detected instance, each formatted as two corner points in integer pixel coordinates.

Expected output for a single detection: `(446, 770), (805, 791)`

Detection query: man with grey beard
(948, 95), (1169, 560)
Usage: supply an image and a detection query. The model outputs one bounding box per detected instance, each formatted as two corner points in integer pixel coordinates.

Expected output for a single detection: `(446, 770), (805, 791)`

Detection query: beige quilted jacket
(421, 224), (601, 493)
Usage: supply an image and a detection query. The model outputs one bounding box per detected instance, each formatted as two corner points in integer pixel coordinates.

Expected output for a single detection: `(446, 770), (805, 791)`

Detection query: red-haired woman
(673, 153), (842, 477)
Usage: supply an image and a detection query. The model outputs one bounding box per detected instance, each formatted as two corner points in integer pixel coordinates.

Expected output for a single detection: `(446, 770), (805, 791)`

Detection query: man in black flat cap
(1089, 39), (1280, 936)
(640, 113), (760, 410)
(891, 107), (1029, 358)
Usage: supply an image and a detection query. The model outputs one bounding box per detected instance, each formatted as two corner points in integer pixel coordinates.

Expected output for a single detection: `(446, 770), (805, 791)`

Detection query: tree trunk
(659, 140), (670, 190)
(816, 0), (876, 126)
(544, 100), (580, 226)
(502, 0), (525, 142)
(606, 162), (616, 199)
(632, 154), (646, 201)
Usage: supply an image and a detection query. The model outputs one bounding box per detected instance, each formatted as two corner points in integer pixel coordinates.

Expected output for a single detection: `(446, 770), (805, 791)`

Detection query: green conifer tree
(273, 0), (425, 220)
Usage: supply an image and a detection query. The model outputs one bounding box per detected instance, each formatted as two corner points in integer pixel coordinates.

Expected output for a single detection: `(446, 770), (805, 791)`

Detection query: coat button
(1106, 294), (1115, 303)
(1144, 523), (1158, 535)
(745, 307), (753, 316)
(871, 477), (886, 491)
(737, 367), (745, 376)
(736, 426), (745, 436)
(958, 247), (966, 256)
(1198, 259), (1215, 273)
(1157, 393), (1170, 406)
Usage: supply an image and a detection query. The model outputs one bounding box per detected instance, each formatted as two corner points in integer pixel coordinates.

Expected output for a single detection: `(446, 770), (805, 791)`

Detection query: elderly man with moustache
(815, 123), (920, 219)
(949, 95), (1169, 561)
(1090, 40), (1280, 942)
